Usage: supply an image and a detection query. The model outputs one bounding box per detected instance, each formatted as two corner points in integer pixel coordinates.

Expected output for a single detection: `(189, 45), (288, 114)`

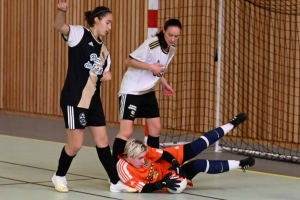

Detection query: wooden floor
(0, 113), (299, 200)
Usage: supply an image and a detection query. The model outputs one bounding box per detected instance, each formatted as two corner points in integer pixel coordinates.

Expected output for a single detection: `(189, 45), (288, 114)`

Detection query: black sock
(96, 145), (119, 184)
(56, 146), (76, 176)
(112, 138), (127, 164)
(147, 135), (159, 148)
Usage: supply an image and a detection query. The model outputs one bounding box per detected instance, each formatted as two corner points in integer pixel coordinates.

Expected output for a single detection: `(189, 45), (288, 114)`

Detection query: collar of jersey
(88, 28), (103, 45)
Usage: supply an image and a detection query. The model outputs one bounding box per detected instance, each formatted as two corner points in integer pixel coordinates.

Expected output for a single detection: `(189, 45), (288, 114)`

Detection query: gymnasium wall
(0, 0), (299, 147)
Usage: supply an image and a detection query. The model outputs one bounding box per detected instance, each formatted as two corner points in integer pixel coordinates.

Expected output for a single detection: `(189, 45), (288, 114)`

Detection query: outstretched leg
(183, 113), (247, 162)
(182, 157), (255, 180)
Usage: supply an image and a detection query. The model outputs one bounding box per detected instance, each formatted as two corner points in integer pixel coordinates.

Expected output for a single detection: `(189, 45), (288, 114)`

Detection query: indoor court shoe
(229, 113), (247, 127)
(239, 157), (255, 172)
(110, 181), (138, 193)
(52, 173), (69, 192)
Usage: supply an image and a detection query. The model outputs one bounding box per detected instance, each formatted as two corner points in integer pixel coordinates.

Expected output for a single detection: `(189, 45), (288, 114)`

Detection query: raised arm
(54, 2), (70, 36)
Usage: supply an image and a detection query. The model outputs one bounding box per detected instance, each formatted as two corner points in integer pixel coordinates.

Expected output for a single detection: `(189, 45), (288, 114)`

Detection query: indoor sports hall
(0, 0), (299, 200)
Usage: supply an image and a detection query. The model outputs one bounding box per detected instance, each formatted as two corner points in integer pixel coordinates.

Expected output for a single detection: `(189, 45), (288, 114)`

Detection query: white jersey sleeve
(62, 25), (84, 47)
(129, 40), (154, 64)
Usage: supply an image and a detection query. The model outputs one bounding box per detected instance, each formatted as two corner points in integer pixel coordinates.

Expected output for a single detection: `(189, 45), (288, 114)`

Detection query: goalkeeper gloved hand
(156, 173), (181, 191)
(168, 159), (187, 178)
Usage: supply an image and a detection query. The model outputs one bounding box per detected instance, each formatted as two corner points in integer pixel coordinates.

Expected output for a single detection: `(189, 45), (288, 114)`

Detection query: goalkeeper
(116, 113), (255, 193)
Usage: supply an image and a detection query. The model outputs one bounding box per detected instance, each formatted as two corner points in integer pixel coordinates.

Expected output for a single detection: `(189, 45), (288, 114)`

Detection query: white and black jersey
(118, 36), (175, 96)
(60, 25), (111, 109)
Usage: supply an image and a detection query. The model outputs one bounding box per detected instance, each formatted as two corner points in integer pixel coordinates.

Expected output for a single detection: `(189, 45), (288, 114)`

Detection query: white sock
(228, 160), (240, 170)
(220, 123), (234, 135)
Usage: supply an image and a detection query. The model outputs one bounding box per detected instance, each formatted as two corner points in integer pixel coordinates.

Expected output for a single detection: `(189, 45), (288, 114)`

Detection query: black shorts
(61, 105), (106, 129)
(119, 92), (160, 120)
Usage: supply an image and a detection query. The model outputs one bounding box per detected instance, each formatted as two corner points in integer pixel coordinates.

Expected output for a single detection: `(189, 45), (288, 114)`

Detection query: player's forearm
(160, 77), (166, 84)
(54, 11), (67, 30)
(140, 183), (160, 193)
(159, 150), (175, 163)
(125, 57), (151, 70)
(160, 77), (169, 87)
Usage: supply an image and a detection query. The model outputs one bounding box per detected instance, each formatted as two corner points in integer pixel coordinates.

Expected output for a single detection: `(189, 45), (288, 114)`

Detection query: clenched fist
(57, 2), (68, 12)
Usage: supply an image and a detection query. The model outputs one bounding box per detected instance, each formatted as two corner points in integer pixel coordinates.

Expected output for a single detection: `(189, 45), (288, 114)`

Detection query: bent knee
(148, 124), (161, 137)
(118, 121), (134, 139)
(117, 130), (133, 140)
(65, 144), (82, 155)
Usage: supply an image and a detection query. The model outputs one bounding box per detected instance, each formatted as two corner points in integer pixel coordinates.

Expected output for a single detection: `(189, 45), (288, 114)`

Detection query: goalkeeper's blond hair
(124, 139), (148, 158)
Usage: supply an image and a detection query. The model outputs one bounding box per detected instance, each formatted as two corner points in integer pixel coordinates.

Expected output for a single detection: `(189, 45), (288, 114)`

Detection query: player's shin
(147, 135), (160, 148)
(96, 145), (119, 184)
(186, 127), (225, 157)
(112, 138), (127, 164)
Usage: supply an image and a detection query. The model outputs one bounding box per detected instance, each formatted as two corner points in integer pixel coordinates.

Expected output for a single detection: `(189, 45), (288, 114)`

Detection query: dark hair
(155, 18), (182, 49)
(85, 6), (111, 26)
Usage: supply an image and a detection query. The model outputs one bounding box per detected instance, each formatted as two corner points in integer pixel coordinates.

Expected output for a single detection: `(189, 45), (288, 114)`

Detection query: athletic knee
(117, 130), (133, 140)
(148, 124), (161, 137)
(65, 143), (82, 155)
(118, 120), (134, 139)
(94, 134), (109, 147)
(149, 131), (160, 137)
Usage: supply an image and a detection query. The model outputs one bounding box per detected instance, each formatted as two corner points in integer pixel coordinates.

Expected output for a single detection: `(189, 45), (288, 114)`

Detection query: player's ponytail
(84, 11), (93, 25)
